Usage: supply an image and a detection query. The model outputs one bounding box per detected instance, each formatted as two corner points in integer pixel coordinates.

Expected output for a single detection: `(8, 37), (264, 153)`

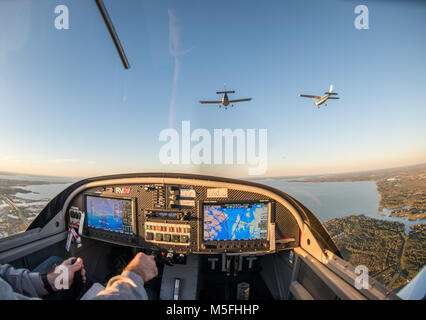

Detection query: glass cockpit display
(86, 196), (134, 235)
(203, 203), (269, 241)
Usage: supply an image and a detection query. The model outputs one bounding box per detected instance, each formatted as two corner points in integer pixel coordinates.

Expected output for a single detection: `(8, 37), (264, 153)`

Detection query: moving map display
(86, 196), (133, 235)
(203, 203), (269, 241)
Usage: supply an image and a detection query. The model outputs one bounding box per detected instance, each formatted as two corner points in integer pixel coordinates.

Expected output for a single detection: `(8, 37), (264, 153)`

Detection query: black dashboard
(64, 176), (303, 255)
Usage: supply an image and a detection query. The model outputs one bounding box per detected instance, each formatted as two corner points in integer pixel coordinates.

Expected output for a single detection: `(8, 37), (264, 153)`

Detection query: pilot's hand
(47, 257), (87, 291)
(124, 253), (158, 283)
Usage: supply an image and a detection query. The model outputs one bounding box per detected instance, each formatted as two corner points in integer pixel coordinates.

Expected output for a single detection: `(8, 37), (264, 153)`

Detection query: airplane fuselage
(299, 85), (338, 107)
(222, 93), (230, 106)
(315, 95), (330, 106)
(200, 90), (251, 108)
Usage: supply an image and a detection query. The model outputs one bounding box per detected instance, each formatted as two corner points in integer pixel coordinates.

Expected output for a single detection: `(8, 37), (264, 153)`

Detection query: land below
(0, 176), (70, 238)
(325, 214), (425, 291)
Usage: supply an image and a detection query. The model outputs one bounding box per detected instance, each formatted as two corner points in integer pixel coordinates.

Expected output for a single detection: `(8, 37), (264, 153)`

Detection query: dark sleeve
(0, 264), (48, 297)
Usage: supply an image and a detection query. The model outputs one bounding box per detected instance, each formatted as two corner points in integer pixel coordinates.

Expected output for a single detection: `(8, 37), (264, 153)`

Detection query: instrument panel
(66, 180), (301, 254)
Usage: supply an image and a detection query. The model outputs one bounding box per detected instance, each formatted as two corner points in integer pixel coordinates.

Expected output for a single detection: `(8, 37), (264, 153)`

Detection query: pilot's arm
(0, 258), (86, 300)
(0, 264), (45, 299)
(93, 253), (158, 300)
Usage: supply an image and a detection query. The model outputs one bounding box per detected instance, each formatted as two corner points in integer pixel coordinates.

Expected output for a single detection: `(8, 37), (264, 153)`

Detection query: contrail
(168, 58), (180, 128)
(167, 9), (193, 128)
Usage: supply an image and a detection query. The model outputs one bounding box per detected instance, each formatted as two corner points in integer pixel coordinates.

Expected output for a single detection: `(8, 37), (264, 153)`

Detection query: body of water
(14, 183), (72, 200)
(256, 179), (425, 234)
(0, 173), (73, 183)
(0, 173), (74, 201)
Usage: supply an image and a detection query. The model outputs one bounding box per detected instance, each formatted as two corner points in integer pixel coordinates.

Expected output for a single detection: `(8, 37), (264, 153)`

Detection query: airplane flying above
(299, 84), (340, 108)
(200, 89), (252, 109)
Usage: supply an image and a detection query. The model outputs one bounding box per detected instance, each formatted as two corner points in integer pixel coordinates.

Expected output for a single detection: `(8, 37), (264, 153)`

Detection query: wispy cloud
(167, 9), (193, 128)
(168, 9), (193, 57)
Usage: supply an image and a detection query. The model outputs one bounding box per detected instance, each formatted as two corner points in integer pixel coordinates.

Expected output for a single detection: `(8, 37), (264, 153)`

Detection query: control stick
(71, 259), (84, 287)
(71, 258), (88, 299)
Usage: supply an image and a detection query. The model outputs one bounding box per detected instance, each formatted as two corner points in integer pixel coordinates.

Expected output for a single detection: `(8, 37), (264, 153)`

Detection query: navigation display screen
(86, 196), (134, 235)
(203, 203), (269, 241)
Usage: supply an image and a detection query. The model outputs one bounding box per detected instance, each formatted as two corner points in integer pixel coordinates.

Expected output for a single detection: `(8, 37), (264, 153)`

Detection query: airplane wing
(299, 94), (321, 99)
(229, 98), (252, 103)
(327, 97), (340, 100)
(200, 100), (222, 104)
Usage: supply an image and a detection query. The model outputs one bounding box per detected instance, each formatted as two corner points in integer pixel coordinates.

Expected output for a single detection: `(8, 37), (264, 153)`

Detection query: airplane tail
(216, 91), (235, 94)
(325, 84), (338, 95)
(217, 83), (235, 94)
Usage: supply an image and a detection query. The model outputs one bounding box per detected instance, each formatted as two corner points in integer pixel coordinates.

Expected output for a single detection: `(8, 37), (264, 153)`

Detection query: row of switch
(145, 232), (189, 244)
(145, 224), (190, 234)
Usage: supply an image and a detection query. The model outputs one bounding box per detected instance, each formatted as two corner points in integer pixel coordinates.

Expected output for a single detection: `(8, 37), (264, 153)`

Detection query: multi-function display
(203, 203), (269, 241)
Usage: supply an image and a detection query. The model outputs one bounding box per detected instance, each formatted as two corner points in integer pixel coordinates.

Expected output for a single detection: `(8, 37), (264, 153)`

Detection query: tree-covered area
(402, 225), (426, 281)
(324, 215), (425, 291)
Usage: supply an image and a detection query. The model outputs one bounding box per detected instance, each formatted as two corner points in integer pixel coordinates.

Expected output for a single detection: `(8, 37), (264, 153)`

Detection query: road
(372, 231), (409, 290)
(0, 195), (24, 222)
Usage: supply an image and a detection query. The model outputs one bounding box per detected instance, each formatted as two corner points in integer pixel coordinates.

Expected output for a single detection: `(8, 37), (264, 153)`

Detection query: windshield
(0, 0), (425, 294)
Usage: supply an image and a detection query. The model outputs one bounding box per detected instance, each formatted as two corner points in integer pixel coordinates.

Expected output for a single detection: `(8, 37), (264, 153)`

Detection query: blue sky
(0, 0), (425, 178)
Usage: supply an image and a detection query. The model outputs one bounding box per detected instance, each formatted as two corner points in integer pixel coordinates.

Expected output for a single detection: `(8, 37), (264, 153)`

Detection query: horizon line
(1, 161), (425, 182)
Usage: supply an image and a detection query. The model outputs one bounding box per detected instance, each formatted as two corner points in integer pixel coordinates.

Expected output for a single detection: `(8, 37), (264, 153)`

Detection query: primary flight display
(86, 196), (134, 235)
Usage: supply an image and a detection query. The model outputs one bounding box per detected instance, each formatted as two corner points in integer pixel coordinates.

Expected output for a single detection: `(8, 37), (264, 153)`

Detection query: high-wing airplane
(299, 84), (340, 108)
(200, 90), (252, 109)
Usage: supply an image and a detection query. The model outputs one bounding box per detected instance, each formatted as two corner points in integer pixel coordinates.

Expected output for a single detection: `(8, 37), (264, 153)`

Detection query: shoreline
(290, 178), (425, 222)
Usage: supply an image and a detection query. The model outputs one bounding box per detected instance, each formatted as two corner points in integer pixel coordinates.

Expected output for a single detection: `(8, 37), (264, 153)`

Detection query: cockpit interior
(0, 173), (399, 300)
